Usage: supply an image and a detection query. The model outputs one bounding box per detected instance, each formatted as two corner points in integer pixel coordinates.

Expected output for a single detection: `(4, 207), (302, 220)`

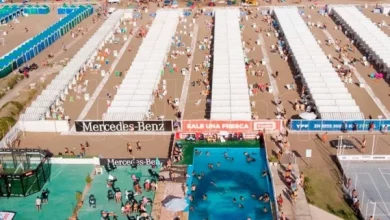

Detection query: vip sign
(75, 120), (173, 132)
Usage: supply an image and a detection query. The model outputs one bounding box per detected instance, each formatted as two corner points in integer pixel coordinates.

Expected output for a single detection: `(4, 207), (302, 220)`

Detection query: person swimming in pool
(263, 207), (268, 213)
(246, 155), (256, 163)
(191, 184), (197, 191)
(262, 169), (268, 177)
(192, 170), (264, 220)
(210, 182), (217, 187)
(259, 193), (269, 201)
(206, 151), (210, 156)
(195, 149), (202, 156)
(202, 194), (207, 200)
(217, 162), (220, 167)
(224, 152), (229, 159)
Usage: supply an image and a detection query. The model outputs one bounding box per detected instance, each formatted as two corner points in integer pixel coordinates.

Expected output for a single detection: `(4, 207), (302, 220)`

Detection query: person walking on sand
(277, 194), (283, 209)
(127, 142), (133, 155)
(361, 135), (366, 153)
(347, 178), (352, 189)
(299, 172), (305, 187)
(136, 141), (142, 151)
(321, 132), (328, 144)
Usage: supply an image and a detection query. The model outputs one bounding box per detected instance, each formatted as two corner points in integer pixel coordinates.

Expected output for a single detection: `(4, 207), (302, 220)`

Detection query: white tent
(210, 9), (251, 120)
(20, 10), (130, 121)
(106, 9), (181, 120)
(331, 5), (390, 78)
(274, 7), (363, 119)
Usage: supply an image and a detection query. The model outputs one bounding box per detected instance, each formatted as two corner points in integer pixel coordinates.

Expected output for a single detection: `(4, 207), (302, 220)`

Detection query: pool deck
(270, 164), (342, 220)
(270, 164), (312, 220)
(151, 166), (187, 220)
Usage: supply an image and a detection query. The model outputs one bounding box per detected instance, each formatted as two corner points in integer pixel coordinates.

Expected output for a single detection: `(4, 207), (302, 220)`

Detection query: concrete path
(0, 65), (63, 107)
(270, 164), (312, 220)
(179, 24), (199, 117)
(309, 204), (343, 220)
(259, 34), (285, 112)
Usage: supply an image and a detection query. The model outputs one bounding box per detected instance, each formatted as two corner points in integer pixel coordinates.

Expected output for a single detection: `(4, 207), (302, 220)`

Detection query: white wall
(0, 122), (21, 148)
(50, 157), (100, 165)
(19, 120), (70, 132)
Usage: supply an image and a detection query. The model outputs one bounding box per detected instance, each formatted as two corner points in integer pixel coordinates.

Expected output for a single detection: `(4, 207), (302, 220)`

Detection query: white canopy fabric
(105, 9), (181, 121)
(210, 8), (251, 120)
(20, 9), (130, 121)
(274, 7), (364, 120)
(331, 5), (390, 76)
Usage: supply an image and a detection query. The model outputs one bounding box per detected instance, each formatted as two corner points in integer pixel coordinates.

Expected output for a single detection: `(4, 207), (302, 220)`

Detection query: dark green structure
(0, 148), (51, 197)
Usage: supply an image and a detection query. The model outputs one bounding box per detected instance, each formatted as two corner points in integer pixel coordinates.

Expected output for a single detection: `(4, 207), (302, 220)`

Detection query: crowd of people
(101, 170), (157, 220)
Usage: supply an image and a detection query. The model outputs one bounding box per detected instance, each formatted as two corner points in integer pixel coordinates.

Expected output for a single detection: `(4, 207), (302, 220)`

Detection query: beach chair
(109, 162), (117, 171)
(127, 190), (135, 201)
(89, 194), (97, 208)
(129, 216), (136, 220)
(148, 169), (159, 179)
(104, 164), (112, 173)
(107, 190), (115, 201)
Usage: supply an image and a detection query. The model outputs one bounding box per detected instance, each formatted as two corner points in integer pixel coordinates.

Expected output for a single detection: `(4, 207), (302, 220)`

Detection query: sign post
(306, 149), (312, 166)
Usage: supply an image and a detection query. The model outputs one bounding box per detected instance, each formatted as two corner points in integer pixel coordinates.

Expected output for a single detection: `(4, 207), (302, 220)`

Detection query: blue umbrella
(164, 198), (188, 212)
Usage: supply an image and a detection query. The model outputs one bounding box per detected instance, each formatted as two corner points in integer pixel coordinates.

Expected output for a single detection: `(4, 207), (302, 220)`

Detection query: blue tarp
(23, 5), (50, 15)
(0, 7), (23, 24)
(0, 6), (93, 78)
(57, 4), (92, 15)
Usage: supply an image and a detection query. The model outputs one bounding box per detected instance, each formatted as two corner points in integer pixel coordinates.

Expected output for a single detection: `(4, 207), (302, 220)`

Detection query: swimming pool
(188, 147), (274, 220)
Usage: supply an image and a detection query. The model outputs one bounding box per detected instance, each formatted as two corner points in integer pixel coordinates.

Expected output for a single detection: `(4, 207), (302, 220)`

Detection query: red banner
(181, 120), (282, 133)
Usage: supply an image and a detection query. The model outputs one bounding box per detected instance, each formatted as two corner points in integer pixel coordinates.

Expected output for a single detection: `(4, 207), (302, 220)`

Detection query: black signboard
(74, 120), (173, 132)
(100, 158), (168, 166)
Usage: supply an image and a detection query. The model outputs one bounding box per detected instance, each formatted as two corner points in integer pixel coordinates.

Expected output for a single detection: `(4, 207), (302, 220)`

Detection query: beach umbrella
(163, 198), (188, 212)
(299, 112), (317, 120)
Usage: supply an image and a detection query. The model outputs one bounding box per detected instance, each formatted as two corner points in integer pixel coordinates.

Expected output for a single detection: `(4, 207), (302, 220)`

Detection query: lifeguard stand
(0, 148), (51, 197)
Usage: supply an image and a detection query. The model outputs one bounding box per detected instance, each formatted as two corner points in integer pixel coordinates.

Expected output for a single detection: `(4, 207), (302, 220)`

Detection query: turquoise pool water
(188, 147), (274, 220)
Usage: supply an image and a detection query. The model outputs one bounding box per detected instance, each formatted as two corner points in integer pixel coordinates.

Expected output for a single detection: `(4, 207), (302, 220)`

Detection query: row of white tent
(19, 10), (131, 121)
(273, 7), (364, 120)
(104, 9), (181, 121)
(330, 5), (390, 78)
(210, 9), (251, 120)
